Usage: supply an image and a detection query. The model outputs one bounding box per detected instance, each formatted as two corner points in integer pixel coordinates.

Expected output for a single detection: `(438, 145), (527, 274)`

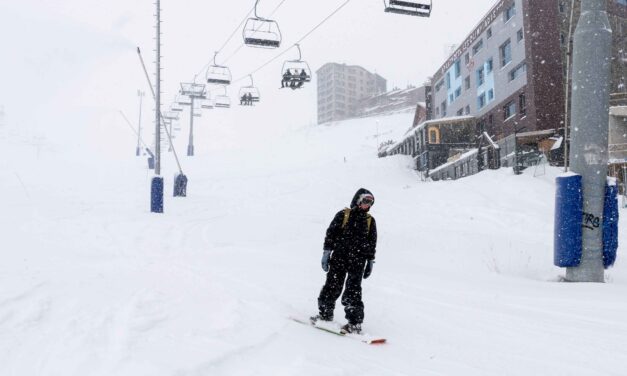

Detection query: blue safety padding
(173, 174), (188, 197)
(554, 175), (583, 267)
(151, 176), (164, 213)
(603, 184), (619, 268)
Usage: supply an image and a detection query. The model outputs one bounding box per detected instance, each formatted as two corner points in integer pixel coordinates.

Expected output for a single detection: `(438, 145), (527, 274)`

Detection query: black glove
(321, 250), (331, 272)
(363, 260), (374, 279)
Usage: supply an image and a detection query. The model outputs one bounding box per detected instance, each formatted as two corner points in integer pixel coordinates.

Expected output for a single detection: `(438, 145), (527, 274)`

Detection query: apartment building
(430, 0), (626, 140)
(316, 63), (387, 124)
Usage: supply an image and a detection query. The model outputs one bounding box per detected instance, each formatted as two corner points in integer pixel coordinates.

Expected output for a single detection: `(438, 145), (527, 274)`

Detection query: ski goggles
(359, 196), (374, 206)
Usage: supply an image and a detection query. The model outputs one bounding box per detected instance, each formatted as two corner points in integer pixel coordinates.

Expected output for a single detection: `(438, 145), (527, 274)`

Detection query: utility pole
(136, 90), (145, 156)
(565, 0), (612, 282)
(151, 0), (164, 213)
(179, 83), (206, 156)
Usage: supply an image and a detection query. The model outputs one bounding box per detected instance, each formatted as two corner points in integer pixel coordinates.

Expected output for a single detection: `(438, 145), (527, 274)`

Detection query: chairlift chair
(206, 52), (232, 85)
(383, 0), (432, 17)
(214, 86), (231, 109)
(243, 0), (282, 48)
(170, 103), (184, 112)
(239, 75), (260, 106)
(280, 44), (312, 90)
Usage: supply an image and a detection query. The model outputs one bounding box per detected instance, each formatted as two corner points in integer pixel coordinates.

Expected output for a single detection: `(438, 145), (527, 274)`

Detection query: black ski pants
(317, 258), (366, 324)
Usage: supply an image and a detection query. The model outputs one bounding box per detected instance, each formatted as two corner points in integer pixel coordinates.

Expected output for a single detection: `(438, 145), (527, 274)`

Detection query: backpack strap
(341, 207), (372, 233)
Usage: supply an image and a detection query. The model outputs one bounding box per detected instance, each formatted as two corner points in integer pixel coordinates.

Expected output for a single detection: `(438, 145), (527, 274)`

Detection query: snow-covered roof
(429, 148), (479, 174)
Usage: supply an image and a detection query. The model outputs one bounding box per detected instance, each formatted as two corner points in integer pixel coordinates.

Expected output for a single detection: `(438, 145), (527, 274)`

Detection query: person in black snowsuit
(312, 188), (377, 334)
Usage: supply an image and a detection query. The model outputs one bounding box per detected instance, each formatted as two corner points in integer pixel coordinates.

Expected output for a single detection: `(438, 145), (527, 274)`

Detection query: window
(472, 39), (484, 55)
(446, 72), (451, 89)
(435, 79), (444, 92)
(455, 86), (462, 98)
(500, 39), (512, 67)
(478, 92), (486, 109)
(436, 107), (440, 116)
(486, 58), (493, 73)
(464, 53), (470, 65)
(487, 27), (492, 39)
(464, 76), (471, 90)
(441, 101), (447, 117)
(476, 66), (485, 86)
(487, 89), (494, 101)
(465, 105), (470, 115)
(504, 3), (516, 22)
(503, 101), (516, 119)
(429, 129), (438, 143)
(456, 108), (464, 116)
(509, 63), (527, 81)
(454, 59), (461, 78)
(517, 28), (524, 42)
(519, 93), (527, 117)
(559, 2), (565, 13)
(449, 93), (454, 103)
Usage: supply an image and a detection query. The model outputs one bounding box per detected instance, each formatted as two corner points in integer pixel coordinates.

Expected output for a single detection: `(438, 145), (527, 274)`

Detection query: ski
(289, 316), (386, 345)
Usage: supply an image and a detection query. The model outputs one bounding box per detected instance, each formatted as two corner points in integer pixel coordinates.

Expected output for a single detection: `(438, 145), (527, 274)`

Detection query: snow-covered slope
(1, 109), (626, 376)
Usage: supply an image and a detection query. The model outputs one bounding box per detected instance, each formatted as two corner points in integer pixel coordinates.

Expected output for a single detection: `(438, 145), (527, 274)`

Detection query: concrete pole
(155, 0), (161, 175)
(565, 0), (612, 282)
(187, 96), (195, 156)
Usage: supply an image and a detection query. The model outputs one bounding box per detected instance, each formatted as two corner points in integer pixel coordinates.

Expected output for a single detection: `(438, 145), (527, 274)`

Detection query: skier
(312, 188), (377, 334)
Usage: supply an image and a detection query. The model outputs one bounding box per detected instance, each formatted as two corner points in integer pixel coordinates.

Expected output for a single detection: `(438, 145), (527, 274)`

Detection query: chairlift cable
(233, 0), (352, 83)
(192, 4), (255, 82)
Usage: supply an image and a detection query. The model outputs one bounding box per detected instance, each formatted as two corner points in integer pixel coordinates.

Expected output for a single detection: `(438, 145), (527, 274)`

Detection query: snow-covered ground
(1, 109), (626, 376)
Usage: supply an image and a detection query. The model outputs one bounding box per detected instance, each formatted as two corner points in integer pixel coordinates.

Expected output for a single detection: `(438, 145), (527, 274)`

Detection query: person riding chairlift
(281, 69), (293, 88)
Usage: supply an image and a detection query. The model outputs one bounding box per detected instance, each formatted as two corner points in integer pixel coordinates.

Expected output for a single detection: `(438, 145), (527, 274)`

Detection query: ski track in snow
(1, 111), (626, 375)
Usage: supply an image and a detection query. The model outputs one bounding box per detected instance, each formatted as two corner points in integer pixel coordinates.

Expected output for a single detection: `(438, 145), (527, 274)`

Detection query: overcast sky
(1, 0), (498, 130)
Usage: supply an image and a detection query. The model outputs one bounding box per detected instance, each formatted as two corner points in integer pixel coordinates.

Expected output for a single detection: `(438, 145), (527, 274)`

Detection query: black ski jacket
(323, 188), (378, 263)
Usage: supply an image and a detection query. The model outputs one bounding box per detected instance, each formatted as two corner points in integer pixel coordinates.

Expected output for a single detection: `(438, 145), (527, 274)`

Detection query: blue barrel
(554, 174), (583, 267)
(173, 174), (188, 197)
(603, 183), (619, 268)
(151, 176), (164, 213)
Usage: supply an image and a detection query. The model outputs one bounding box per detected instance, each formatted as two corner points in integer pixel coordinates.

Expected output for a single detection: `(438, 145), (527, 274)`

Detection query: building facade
(430, 0), (626, 141)
(316, 63), (386, 124)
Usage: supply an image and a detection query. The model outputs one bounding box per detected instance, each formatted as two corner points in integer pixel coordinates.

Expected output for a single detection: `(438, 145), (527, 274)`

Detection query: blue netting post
(151, 176), (164, 213)
(146, 148), (155, 170)
(554, 174), (583, 267)
(173, 174), (188, 197)
(603, 182), (619, 268)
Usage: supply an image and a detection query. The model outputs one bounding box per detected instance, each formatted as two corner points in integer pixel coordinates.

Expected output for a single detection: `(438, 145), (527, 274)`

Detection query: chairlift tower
(180, 82), (207, 156)
(163, 111), (180, 152)
(150, 0), (164, 213)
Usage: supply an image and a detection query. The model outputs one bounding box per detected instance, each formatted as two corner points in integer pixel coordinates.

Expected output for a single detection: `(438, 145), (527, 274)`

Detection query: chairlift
(201, 100), (214, 109)
(170, 103), (184, 112)
(384, 0), (432, 17)
(206, 52), (232, 85)
(280, 44), (312, 90)
(239, 75), (260, 106)
(214, 86), (231, 108)
(163, 111), (180, 121)
(243, 0), (282, 48)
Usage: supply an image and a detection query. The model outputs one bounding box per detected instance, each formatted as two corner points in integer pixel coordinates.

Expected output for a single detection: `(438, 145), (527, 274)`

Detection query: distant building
(430, 0), (626, 141)
(316, 63), (386, 124)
